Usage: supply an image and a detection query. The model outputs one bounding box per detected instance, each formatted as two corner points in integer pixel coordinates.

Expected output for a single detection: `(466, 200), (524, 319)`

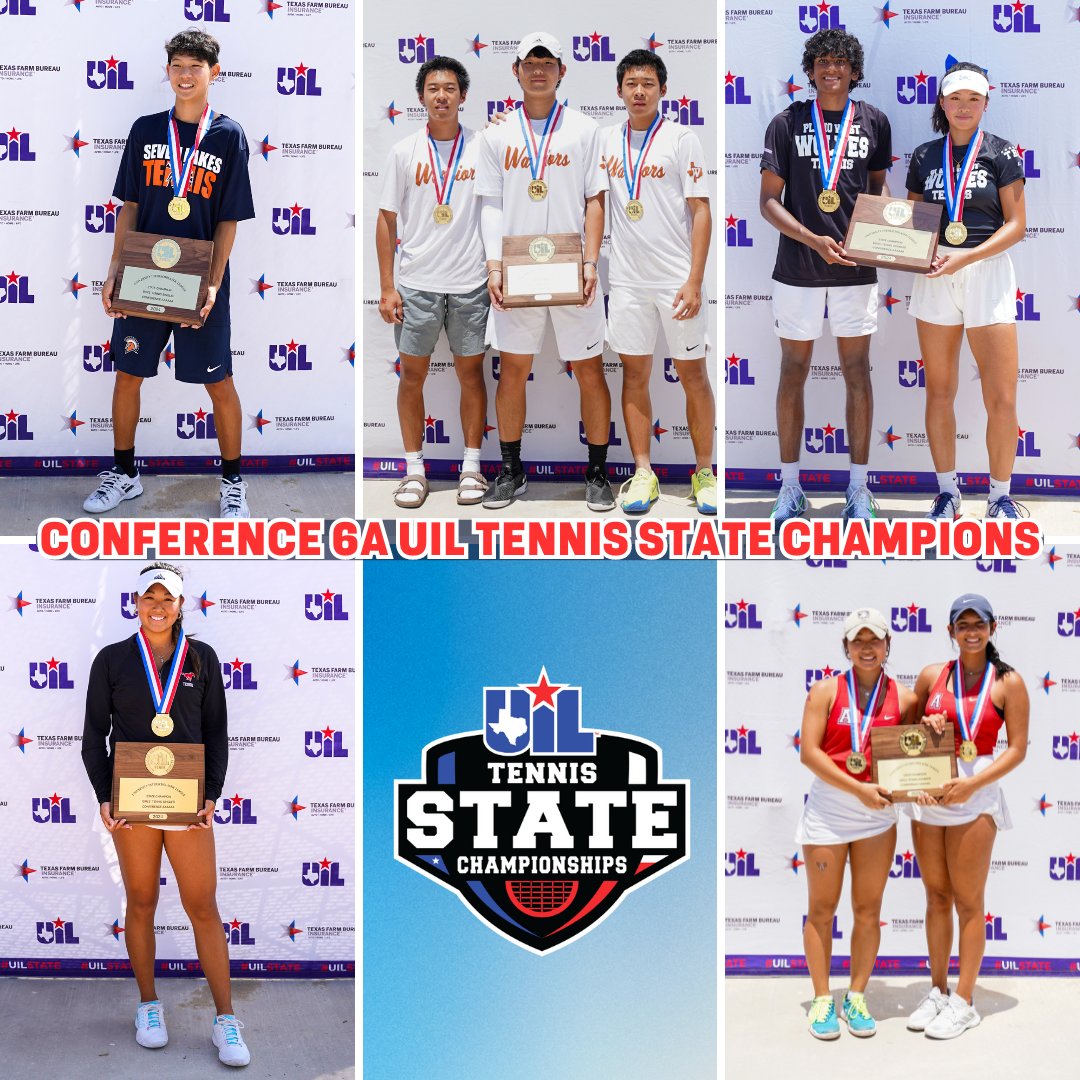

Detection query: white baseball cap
(137, 566), (183, 599)
(843, 607), (889, 641)
(941, 68), (990, 98)
(516, 32), (563, 61)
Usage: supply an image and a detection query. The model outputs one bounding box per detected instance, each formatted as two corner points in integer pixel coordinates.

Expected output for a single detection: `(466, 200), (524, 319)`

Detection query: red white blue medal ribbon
(811, 99), (854, 197)
(518, 102), (562, 184)
(846, 667), (885, 758)
(426, 125), (464, 208)
(167, 103), (214, 201)
(942, 129), (983, 224)
(136, 626), (188, 717)
(622, 114), (664, 200)
(952, 659), (995, 745)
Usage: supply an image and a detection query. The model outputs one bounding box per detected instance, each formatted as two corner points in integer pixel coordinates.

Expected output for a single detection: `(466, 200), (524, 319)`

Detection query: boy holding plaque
(477, 32), (613, 511)
(759, 29), (892, 523)
(905, 594), (1028, 1039)
(796, 608), (917, 1038)
(377, 55), (489, 509)
(906, 63), (1027, 521)
(82, 563), (250, 1066)
(603, 50), (716, 516)
(85, 29), (256, 519)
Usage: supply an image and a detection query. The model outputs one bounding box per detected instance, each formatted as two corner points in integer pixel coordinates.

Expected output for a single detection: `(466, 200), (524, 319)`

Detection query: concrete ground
(0, 473), (356, 536)
(0, 977), (353, 1079)
(725, 489), (1080, 535)
(727, 975), (1071, 1080)
(362, 478), (703, 519)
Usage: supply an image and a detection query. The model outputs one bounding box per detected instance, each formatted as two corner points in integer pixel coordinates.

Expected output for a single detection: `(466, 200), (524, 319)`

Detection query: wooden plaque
(111, 232), (214, 327)
(871, 723), (956, 803)
(501, 232), (585, 308)
(111, 741), (205, 825)
(842, 193), (943, 274)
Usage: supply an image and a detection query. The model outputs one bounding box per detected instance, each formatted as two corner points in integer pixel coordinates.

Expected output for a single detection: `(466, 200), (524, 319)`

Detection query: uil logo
(277, 63), (322, 96)
(395, 669), (689, 953)
(798, 2), (845, 32)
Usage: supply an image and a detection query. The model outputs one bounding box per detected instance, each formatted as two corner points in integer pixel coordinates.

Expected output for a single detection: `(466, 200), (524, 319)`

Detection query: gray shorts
(394, 283), (489, 357)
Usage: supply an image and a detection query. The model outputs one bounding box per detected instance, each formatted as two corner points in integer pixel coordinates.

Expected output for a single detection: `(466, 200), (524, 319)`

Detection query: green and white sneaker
(807, 994), (840, 1040)
(771, 483), (808, 525)
(619, 468), (659, 514)
(841, 990), (877, 1037)
(691, 467), (717, 515)
(842, 485), (878, 523)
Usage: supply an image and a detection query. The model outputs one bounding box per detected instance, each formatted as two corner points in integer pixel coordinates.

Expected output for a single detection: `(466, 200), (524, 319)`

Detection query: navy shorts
(111, 316), (233, 384)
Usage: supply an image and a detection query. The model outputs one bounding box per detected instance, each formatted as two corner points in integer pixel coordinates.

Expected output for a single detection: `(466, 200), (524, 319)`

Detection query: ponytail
(985, 639), (1012, 678)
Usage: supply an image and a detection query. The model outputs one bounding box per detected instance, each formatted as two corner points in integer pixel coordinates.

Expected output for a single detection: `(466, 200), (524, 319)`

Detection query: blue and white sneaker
(83, 468), (142, 513)
(135, 999), (168, 1049)
(807, 994), (840, 1040)
(986, 494), (1028, 519)
(212, 1014), (250, 1067)
(927, 491), (961, 520)
(841, 991), (877, 1037)
(771, 484), (808, 525)
(842, 485), (878, 523)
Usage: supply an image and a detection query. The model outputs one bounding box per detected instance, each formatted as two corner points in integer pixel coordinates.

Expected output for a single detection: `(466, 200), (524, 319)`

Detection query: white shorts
(606, 285), (710, 359)
(902, 755), (1012, 829)
(795, 777), (898, 846)
(772, 281), (878, 340)
(908, 251), (1016, 328)
(489, 298), (606, 360)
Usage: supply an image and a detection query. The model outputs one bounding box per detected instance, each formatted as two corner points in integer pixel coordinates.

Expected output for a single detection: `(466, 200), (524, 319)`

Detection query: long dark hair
(138, 561), (201, 676)
(984, 638), (1013, 677)
(932, 61), (988, 135)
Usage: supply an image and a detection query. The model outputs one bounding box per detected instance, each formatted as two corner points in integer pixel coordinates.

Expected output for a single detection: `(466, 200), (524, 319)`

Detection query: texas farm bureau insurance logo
(394, 670), (689, 954)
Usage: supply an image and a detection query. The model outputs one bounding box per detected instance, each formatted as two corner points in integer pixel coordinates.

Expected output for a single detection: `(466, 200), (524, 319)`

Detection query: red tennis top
(922, 660), (1005, 756)
(820, 672), (902, 780)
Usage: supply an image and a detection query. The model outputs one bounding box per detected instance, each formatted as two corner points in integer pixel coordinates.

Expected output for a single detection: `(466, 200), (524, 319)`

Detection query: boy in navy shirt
(85, 29), (256, 518)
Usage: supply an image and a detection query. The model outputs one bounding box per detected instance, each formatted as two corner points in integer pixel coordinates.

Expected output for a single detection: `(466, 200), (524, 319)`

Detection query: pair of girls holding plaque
(797, 595), (1028, 1040)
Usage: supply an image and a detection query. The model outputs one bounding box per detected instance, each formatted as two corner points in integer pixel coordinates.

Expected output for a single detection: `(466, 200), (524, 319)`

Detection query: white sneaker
(83, 469), (143, 513)
(906, 985), (947, 1031)
(212, 1014), (250, 1067)
(219, 478), (250, 518)
(924, 993), (980, 1039)
(135, 999), (168, 1048)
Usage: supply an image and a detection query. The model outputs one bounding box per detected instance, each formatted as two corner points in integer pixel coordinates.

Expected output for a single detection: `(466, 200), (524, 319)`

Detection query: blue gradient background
(364, 560), (716, 1079)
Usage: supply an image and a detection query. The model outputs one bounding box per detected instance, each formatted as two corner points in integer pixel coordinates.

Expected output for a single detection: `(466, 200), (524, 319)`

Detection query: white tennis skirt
(795, 777), (898, 846)
(902, 755), (1012, 829)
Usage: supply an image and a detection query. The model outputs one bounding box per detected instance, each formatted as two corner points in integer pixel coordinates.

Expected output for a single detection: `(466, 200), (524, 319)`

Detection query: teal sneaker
(841, 991), (877, 1037)
(770, 483), (808, 525)
(807, 994), (840, 1040)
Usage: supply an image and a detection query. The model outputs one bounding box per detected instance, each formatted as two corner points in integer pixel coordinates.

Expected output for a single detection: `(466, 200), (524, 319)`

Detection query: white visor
(940, 69), (990, 98)
(137, 567), (183, 599)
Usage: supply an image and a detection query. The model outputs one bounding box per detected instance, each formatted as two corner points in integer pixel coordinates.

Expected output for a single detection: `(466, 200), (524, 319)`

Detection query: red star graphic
(907, 603), (920, 616)
(424, 414), (437, 427)
(386, 102), (402, 122)
(737, 725), (749, 738)
(230, 657), (245, 671)
(229, 794), (243, 807)
(653, 421), (668, 437)
(54, 917), (65, 929)
(257, 277), (273, 295)
(727, 352), (740, 368)
(289, 202), (303, 217)
(791, 854), (805, 870)
(46, 657), (60, 670)
(21, 863), (35, 879)
(286, 338), (299, 353)
(1048, 551), (1062, 565)
(817, 0), (830, 12)
(194, 407), (207, 421)
(735, 848), (747, 860)
(821, 665), (835, 677)
(502, 96), (516, 110)
(677, 95), (691, 108)
(1067, 853), (1076, 865)
(884, 291), (901, 310)
(15, 595), (31, 611)
(1015, 145), (1025, 158)
(882, 5), (898, 19)
(5, 409), (18, 422)
(737, 598), (749, 611)
(261, 138), (277, 155)
(786, 79), (803, 96)
(291, 800), (305, 814)
(229, 918), (242, 930)
(70, 133), (89, 152)
(725, 72), (735, 86)
(292, 663), (307, 679)
(984, 912), (995, 924)
(414, 33), (426, 46)
(5, 271), (19, 285)
(67, 414), (84, 431)
(295, 62), (308, 76)
(318, 857), (332, 870)
(289, 924), (303, 938)
(1016, 288), (1025, 302)
(105, 55), (119, 70)
(69, 276), (86, 295)
(525, 669), (562, 709)
(48, 793), (62, 807)
(915, 71), (928, 85)
(266, 1), (282, 12)
(590, 31), (602, 44)
(1072, 610), (1080, 622)
(725, 214), (738, 228)
(1070, 732), (1080, 743)
(103, 200), (118, 214)
(903, 850), (914, 861)
(6, 127), (20, 141)
(1011, 0), (1024, 11)
(320, 726), (335, 739)
(822, 423), (836, 437)
(484, 421), (495, 436)
(320, 589), (335, 602)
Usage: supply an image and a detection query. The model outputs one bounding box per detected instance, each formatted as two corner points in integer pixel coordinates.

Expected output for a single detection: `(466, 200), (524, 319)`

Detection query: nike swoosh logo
(686, 344), (700, 352)
(207, 364), (221, 372)
(587, 341), (600, 351)
(884, 715), (896, 721)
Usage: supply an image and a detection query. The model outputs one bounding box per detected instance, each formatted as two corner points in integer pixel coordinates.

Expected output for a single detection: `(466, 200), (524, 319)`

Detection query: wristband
(583, 260), (598, 269)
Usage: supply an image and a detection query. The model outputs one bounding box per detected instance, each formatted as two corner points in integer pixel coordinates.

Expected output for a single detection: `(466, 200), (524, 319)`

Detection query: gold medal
(959, 739), (978, 763)
(168, 197), (190, 221)
(625, 199), (644, 222)
(817, 189), (840, 213)
(528, 178), (548, 202)
(846, 751), (867, 774)
(432, 204), (453, 225)
(151, 713), (174, 738)
(944, 221), (968, 246)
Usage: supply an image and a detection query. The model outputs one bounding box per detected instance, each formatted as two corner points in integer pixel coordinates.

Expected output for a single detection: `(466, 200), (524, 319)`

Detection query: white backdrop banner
(2, 548), (354, 979)
(0, 0), (354, 476)
(362, 4), (717, 486)
(726, 548), (1080, 977)
(724, 3), (1079, 498)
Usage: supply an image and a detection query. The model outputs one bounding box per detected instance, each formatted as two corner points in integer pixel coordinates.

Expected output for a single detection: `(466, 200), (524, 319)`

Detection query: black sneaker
(482, 466), (527, 509)
(585, 472), (615, 512)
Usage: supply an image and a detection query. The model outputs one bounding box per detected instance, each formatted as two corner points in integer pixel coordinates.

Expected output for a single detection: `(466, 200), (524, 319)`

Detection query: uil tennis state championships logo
(394, 670), (689, 953)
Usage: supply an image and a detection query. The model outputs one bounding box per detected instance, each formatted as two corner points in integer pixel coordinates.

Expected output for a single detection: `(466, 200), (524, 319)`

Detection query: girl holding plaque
(796, 608), (917, 1039)
(906, 594), (1029, 1039)
(905, 62), (1027, 521)
(82, 563), (250, 1067)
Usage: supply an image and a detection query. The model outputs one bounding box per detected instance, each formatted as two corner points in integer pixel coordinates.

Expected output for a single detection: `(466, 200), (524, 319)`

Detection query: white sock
(936, 471), (960, 497)
(988, 476), (1011, 502)
(847, 463), (868, 490)
(404, 450), (425, 478)
(462, 446), (481, 474)
(780, 461), (801, 487)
